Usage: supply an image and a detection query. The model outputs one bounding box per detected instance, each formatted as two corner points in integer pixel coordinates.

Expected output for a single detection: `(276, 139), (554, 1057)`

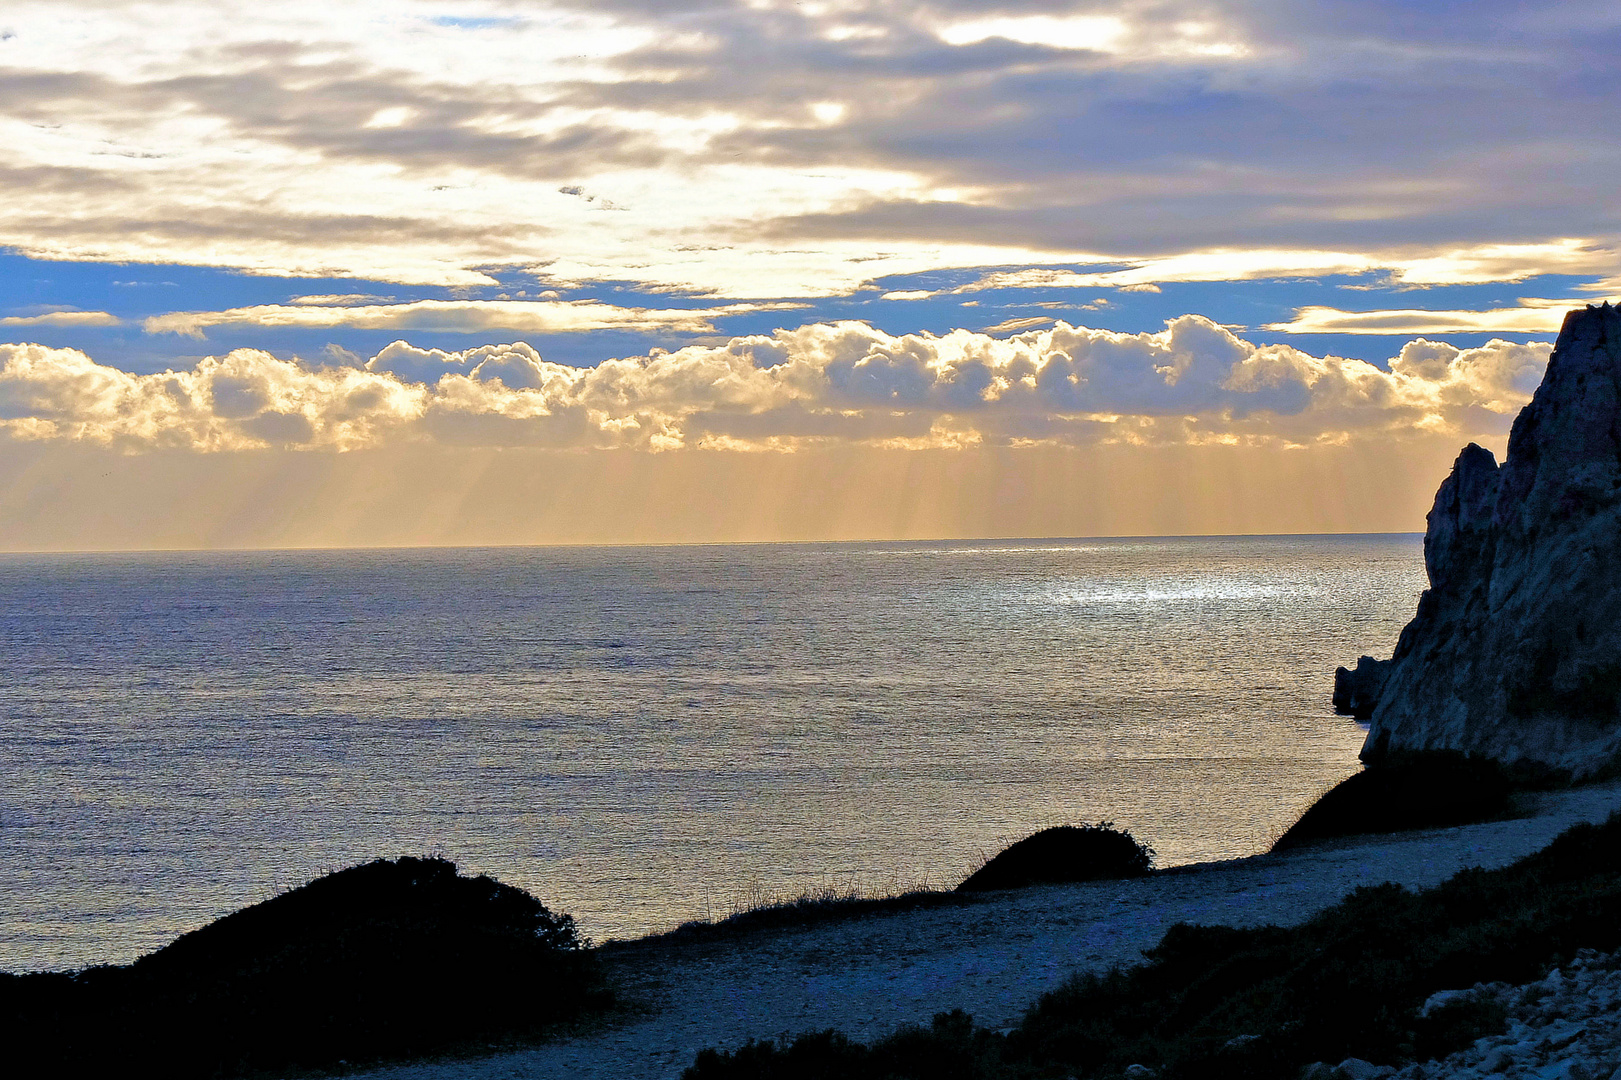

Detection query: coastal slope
(355, 784), (1621, 1080)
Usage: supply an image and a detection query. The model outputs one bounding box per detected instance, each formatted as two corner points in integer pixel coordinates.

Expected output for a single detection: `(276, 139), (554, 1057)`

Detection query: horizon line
(0, 530), (1429, 557)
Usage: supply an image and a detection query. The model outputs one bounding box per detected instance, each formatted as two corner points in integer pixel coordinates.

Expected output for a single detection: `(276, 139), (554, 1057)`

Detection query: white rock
(1542, 1023), (1587, 1051)
(1350, 303), (1621, 777)
(1423, 988), (1477, 1018)
(1533, 1060), (1592, 1080)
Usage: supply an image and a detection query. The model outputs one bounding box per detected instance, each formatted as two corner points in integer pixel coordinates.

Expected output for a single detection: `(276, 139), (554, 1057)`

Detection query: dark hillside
(1271, 750), (1517, 851)
(0, 857), (609, 1078)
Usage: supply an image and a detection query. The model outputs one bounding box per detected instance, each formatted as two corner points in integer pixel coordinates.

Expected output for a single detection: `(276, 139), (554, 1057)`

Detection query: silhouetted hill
(957, 824), (1154, 892)
(1271, 750), (1515, 851)
(0, 856), (610, 1078)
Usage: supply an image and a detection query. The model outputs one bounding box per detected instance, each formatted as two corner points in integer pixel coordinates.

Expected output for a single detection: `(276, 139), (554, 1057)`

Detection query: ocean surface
(0, 535), (1426, 971)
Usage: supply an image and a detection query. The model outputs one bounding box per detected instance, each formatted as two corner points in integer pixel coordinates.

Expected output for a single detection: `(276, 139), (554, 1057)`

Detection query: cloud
(0, 311), (121, 327)
(365, 340), (556, 389)
(937, 15), (1131, 52)
(144, 298), (808, 338)
(948, 243), (1620, 296)
(290, 293), (397, 306)
(0, 342), (427, 451)
(1265, 299), (1580, 335)
(0, 313), (1554, 452)
(0, 2), (1616, 297)
(981, 316), (1054, 335)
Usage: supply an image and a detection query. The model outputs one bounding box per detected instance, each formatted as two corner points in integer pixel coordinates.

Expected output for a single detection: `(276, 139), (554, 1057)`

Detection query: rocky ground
(357, 781), (1621, 1080)
(1309, 948), (1621, 1080)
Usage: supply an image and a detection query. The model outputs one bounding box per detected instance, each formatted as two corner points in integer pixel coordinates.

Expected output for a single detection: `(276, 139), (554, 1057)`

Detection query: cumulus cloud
(144, 298), (807, 338)
(0, 343), (427, 451)
(366, 340), (556, 389)
(0, 315), (1551, 453)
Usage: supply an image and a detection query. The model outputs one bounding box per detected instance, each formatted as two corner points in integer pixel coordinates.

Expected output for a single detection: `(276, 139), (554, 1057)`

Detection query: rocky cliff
(1341, 303), (1621, 778)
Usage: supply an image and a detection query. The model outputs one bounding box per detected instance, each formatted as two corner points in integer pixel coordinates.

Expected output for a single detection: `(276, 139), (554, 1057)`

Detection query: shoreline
(355, 779), (1621, 1080)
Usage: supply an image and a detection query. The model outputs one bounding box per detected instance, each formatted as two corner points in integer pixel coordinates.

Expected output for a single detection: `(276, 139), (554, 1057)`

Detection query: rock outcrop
(1333, 656), (1392, 720)
(1305, 949), (1621, 1080)
(1345, 303), (1621, 778)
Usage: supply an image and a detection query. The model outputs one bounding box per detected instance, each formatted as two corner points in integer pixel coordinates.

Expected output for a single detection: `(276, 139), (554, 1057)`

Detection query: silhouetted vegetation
(653, 886), (974, 943)
(957, 823), (1155, 893)
(647, 824), (1159, 947)
(0, 857), (610, 1078)
(684, 811), (1621, 1080)
(1271, 750), (1516, 851)
(689, 1009), (1004, 1080)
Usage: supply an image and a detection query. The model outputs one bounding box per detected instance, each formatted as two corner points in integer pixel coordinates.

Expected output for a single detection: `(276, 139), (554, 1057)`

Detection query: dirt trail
(359, 782), (1621, 1080)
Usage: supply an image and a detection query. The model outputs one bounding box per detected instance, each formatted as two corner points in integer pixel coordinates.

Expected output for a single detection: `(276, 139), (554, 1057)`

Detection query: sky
(1, 0), (1616, 548)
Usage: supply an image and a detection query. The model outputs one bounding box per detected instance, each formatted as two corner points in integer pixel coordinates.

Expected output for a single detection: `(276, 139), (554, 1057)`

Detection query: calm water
(0, 535), (1424, 970)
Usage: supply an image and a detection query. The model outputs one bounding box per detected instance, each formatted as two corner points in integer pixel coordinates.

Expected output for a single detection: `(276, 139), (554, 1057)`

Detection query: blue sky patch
(0, 251), (1584, 373)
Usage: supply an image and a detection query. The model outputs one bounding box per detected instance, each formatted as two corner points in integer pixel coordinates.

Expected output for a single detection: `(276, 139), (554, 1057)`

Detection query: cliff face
(1351, 303), (1621, 777)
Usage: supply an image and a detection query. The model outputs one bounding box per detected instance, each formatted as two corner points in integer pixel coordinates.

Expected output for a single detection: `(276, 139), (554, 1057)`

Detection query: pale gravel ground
(355, 781), (1621, 1080)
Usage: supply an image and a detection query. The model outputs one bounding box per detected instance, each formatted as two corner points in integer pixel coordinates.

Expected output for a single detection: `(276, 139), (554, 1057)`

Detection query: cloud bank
(0, 1), (1617, 295)
(0, 317), (1548, 453)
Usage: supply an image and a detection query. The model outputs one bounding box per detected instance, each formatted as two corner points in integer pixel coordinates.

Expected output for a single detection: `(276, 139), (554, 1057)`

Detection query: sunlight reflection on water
(0, 534), (1424, 969)
(1038, 582), (1291, 605)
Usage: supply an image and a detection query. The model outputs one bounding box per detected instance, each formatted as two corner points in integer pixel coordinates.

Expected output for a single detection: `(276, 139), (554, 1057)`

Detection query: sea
(0, 534), (1426, 972)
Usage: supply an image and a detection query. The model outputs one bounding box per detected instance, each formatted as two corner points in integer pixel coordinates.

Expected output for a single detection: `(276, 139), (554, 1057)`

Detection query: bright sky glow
(938, 15), (1130, 51)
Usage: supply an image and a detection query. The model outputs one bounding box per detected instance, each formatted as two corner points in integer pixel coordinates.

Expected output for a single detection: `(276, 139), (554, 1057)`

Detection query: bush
(685, 811), (1621, 1080)
(1271, 750), (1515, 851)
(0, 857), (611, 1078)
(956, 823), (1155, 893)
(686, 1010), (1007, 1080)
(1411, 991), (1510, 1061)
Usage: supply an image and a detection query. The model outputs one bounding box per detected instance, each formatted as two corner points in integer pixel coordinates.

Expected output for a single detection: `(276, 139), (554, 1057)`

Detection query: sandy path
(358, 781), (1621, 1080)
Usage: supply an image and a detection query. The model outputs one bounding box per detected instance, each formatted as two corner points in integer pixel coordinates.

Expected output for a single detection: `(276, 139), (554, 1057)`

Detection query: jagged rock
(1422, 441), (1500, 594)
(1352, 303), (1621, 778)
(1334, 655), (1392, 718)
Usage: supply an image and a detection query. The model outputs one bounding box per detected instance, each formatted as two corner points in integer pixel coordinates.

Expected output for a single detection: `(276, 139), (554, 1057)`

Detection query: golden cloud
(0, 316), (1552, 453)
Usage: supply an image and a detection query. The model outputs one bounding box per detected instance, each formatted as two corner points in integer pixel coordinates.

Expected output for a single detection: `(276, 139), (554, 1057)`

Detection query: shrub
(956, 823), (1155, 893)
(1271, 750), (1515, 852)
(0, 857), (610, 1078)
(1411, 991), (1510, 1061)
(685, 1010), (1007, 1080)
